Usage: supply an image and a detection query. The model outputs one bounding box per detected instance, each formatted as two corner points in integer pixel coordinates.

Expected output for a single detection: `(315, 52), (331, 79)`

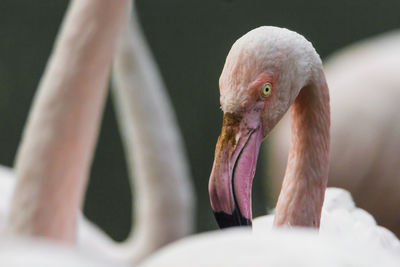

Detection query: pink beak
(209, 112), (263, 228)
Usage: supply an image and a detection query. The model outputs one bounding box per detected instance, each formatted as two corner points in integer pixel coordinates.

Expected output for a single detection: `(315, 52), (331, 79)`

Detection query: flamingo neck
(273, 69), (330, 228)
(112, 9), (194, 263)
(7, 0), (130, 242)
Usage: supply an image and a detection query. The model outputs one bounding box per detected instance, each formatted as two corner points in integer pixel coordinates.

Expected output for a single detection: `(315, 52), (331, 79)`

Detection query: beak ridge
(209, 113), (263, 229)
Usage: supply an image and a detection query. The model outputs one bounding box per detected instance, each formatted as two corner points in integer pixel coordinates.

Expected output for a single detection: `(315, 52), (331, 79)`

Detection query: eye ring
(260, 82), (272, 98)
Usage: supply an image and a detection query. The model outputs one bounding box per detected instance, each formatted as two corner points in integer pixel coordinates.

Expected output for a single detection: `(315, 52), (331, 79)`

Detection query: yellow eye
(261, 82), (272, 97)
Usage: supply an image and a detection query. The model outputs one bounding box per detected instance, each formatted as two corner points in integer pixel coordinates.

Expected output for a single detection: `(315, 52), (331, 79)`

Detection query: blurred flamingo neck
(274, 69), (330, 228)
(6, 0), (131, 242)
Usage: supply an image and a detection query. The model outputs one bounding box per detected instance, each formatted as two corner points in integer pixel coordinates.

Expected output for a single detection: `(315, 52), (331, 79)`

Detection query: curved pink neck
(7, 0), (130, 242)
(273, 70), (330, 228)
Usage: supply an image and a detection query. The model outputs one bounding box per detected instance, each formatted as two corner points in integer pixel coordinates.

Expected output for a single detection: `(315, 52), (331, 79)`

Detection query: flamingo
(208, 25), (330, 229)
(140, 26), (400, 266)
(207, 27), (398, 249)
(4, 0), (194, 264)
(90, 7), (195, 262)
(6, 0), (131, 241)
(268, 29), (400, 236)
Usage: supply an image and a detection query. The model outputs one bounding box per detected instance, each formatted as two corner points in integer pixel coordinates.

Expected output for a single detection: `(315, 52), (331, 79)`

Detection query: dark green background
(0, 0), (399, 241)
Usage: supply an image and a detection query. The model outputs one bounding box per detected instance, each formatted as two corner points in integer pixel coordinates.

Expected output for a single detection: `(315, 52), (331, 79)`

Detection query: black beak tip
(213, 208), (252, 229)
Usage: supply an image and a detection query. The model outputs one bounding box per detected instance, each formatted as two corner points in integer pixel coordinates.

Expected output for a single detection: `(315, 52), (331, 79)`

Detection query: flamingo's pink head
(208, 26), (321, 228)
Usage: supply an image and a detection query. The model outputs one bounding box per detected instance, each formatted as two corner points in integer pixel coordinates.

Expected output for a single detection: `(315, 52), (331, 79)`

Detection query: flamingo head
(209, 26), (320, 228)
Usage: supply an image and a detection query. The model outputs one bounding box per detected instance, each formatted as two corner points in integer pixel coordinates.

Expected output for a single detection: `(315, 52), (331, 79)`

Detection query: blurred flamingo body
(0, 238), (126, 267)
(1, 0), (130, 264)
(3, 0), (194, 265)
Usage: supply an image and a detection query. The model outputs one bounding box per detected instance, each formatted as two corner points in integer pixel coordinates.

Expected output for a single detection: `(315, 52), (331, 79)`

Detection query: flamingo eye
(260, 82), (272, 98)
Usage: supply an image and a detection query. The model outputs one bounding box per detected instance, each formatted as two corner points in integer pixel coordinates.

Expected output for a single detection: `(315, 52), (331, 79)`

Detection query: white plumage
(253, 188), (400, 254)
(141, 188), (400, 266)
(0, 166), (13, 232)
(0, 168), (120, 258)
(0, 238), (126, 267)
(141, 229), (400, 266)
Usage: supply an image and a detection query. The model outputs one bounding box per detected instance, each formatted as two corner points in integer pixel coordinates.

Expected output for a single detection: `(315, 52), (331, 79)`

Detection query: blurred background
(0, 0), (399, 241)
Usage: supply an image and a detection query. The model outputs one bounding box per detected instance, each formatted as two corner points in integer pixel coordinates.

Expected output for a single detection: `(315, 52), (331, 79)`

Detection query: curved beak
(209, 112), (263, 228)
